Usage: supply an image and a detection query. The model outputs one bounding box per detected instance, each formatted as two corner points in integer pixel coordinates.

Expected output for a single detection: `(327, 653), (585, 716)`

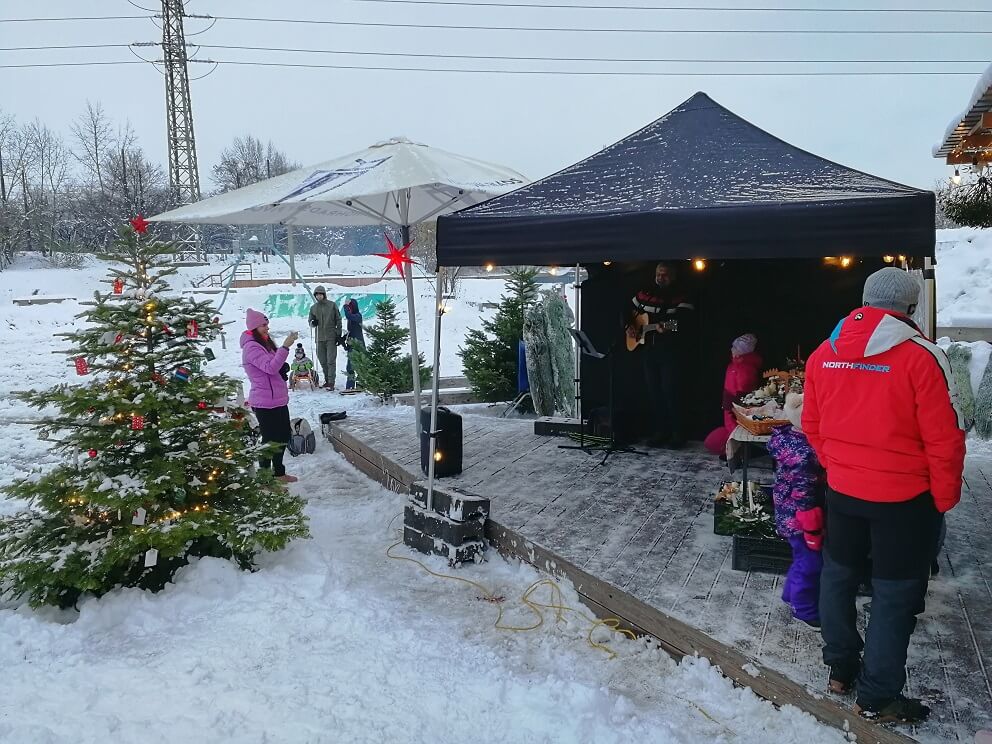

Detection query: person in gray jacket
(308, 286), (342, 390)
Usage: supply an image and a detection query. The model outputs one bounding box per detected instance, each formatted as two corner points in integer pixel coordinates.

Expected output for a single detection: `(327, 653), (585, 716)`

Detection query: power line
(191, 58), (987, 75)
(0, 61), (148, 68)
(1, 43), (988, 64)
(348, 0), (992, 12)
(0, 15), (149, 22)
(0, 44), (133, 51)
(192, 44), (991, 65)
(0, 58), (983, 74)
(188, 13), (992, 33)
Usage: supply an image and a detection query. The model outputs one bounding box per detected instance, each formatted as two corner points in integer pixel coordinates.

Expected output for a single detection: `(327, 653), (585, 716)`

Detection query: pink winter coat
(721, 351), (763, 429)
(241, 331), (290, 409)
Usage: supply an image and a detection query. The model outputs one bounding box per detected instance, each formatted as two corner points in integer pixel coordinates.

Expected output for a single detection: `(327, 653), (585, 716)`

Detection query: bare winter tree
(70, 101), (114, 198)
(211, 135), (299, 193)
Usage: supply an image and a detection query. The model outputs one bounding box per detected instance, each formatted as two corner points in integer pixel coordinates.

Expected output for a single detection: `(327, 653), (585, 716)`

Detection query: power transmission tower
(161, 0), (202, 262)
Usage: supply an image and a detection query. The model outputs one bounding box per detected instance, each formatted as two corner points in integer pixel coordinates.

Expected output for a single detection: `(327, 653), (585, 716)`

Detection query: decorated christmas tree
(351, 297), (430, 399)
(0, 218), (309, 608)
(460, 268), (539, 401)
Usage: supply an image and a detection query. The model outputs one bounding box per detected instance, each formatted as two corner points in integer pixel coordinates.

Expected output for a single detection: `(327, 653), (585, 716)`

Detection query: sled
(289, 371), (318, 391)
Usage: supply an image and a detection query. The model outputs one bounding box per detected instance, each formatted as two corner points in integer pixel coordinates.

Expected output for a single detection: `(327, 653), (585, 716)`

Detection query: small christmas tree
(351, 297), (430, 400)
(460, 268), (539, 401)
(0, 219), (309, 608)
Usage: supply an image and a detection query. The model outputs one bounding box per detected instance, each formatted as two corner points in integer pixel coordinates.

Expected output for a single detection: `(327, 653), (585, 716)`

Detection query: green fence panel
(263, 292), (396, 320)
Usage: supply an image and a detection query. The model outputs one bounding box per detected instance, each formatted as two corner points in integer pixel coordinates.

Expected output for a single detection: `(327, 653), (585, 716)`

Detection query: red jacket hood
(828, 306), (923, 361)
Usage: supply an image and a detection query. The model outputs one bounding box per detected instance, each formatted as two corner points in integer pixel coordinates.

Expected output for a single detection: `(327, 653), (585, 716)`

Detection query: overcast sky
(1, 0), (988, 191)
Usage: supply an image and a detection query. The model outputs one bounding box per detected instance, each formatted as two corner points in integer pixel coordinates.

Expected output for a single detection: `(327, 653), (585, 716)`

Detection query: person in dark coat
(343, 298), (365, 391)
(767, 392), (824, 627)
(630, 262), (695, 448)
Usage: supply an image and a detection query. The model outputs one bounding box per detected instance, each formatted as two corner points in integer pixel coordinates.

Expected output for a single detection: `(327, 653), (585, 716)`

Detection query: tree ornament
(88, 449), (98, 458)
(189, 358), (202, 373)
(113, 277), (124, 294)
(74, 357), (90, 375)
(115, 333), (124, 344)
(173, 366), (190, 383)
(197, 401), (208, 410)
(374, 234), (416, 279)
(131, 414), (145, 431)
(130, 215), (150, 234)
(151, 372), (166, 385)
(186, 320), (199, 338)
(203, 347), (215, 361)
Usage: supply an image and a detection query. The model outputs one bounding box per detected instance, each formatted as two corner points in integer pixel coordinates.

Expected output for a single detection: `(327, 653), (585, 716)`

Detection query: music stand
(559, 329), (647, 465)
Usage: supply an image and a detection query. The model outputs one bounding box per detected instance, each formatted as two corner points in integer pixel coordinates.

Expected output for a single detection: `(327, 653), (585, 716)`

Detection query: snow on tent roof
(436, 92), (934, 267)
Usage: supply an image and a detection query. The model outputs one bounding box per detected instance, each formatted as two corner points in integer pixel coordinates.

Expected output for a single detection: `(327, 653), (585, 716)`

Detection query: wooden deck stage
(329, 412), (992, 744)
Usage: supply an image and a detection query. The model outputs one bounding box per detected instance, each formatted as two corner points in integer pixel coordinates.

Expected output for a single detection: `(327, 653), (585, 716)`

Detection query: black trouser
(254, 405), (291, 477)
(642, 346), (681, 441)
(820, 488), (941, 706)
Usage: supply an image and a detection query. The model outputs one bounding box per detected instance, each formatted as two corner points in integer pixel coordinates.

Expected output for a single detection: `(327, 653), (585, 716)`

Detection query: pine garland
(937, 176), (992, 228)
(0, 225), (309, 608)
(946, 343), (975, 429)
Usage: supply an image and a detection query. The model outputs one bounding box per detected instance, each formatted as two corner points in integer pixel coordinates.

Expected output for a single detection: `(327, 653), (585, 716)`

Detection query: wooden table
(725, 424), (772, 487)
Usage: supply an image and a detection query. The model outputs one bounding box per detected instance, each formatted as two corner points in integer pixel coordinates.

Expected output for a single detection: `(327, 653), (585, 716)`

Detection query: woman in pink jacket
(241, 309), (299, 483)
(704, 333), (763, 456)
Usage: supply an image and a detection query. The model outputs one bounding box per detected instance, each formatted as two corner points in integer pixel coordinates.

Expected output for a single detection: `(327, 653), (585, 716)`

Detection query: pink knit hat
(245, 308), (268, 331)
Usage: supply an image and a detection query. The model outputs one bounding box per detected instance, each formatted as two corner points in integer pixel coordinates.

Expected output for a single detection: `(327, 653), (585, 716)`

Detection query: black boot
(855, 695), (930, 725)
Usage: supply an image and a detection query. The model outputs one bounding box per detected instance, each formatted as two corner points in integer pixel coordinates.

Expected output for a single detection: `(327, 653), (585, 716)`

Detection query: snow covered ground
(936, 228), (992, 328)
(0, 253), (845, 742)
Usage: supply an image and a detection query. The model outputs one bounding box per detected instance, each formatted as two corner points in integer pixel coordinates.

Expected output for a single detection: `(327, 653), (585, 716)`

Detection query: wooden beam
(953, 134), (992, 152)
(945, 150), (992, 165)
(328, 424), (913, 744)
(967, 111), (992, 136)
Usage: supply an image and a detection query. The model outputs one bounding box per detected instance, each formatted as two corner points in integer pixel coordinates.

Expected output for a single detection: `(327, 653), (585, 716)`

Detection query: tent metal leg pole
(402, 224), (423, 437)
(924, 256), (937, 339)
(426, 273), (444, 512)
(574, 262), (581, 420)
(287, 225), (297, 287)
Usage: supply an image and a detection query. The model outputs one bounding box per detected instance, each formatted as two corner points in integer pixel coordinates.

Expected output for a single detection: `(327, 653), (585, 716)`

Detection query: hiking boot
(828, 659), (860, 695)
(854, 695), (930, 725)
(276, 474), (299, 483)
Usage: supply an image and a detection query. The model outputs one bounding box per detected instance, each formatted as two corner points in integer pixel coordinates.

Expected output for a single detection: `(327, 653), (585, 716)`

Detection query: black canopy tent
(436, 92), (934, 266)
(435, 92), (936, 441)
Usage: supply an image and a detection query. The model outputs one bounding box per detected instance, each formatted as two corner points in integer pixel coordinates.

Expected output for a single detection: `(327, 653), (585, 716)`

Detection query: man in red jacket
(803, 267), (965, 725)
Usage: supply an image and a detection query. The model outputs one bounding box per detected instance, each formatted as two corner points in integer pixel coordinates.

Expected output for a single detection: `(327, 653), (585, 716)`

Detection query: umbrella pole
(426, 271), (444, 512)
(287, 225), (297, 288)
(402, 224), (423, 436)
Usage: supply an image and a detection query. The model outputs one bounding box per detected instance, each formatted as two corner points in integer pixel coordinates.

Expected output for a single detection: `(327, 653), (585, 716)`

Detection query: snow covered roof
(933, 61), (992, 161)
(437, 92), (935, 266)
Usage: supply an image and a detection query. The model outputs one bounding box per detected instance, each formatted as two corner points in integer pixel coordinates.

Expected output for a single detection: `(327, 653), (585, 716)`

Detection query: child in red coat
(704, 333), (763, 456)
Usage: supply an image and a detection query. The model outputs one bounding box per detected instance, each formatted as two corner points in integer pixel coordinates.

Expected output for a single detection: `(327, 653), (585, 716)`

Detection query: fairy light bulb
(840, 256), (852, 268)
(693, 259), (706, 271)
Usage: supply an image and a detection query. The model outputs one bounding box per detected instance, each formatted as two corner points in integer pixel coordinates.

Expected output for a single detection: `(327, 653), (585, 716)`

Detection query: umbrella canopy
(150, 137), (527, 228)
(436, 92), (934, 266)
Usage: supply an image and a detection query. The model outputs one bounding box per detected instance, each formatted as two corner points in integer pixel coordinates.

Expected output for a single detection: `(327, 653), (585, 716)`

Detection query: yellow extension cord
(383, 514), (735, 737)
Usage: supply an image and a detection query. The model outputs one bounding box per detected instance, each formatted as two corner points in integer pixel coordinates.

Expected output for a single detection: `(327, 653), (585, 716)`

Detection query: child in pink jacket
(704, 333), (762, 456)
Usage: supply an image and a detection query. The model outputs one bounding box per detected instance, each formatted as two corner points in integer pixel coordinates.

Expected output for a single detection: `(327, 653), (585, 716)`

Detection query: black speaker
(420, 406), (463, 477)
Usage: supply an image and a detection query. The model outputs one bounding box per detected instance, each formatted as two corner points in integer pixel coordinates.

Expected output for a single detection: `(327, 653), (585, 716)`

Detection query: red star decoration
(373, 234), (416, 279)
(130, 215), (150, 234)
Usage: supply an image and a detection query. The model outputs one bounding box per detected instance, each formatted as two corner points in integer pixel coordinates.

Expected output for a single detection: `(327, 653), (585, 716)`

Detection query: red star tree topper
(130, 215), (150, 234)
(374, 234), (416, 279)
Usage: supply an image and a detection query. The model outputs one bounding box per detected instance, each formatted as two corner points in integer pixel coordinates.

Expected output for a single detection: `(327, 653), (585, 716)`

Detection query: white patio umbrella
(152, 137), (527, 433)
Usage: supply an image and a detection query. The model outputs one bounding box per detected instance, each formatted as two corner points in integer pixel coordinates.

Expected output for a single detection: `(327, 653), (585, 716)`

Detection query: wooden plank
(484, 519), (913, 744)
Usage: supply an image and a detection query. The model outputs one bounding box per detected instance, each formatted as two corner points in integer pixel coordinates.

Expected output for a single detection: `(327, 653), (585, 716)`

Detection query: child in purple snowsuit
(766, 392), (825, 627)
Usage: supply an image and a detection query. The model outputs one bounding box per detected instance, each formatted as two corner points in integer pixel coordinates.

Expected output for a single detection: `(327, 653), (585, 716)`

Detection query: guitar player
(630, 262), (696, 448)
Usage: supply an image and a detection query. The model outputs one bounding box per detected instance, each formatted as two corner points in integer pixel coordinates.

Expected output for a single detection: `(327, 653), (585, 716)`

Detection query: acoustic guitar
(625, 313), (679, 351)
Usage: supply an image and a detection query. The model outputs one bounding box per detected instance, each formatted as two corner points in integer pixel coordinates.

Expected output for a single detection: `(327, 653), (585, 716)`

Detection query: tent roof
(436, 92), (934, 267)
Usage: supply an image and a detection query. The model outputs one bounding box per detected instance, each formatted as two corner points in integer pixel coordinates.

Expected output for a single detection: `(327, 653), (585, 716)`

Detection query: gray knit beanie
(862, 267), (920, 314)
